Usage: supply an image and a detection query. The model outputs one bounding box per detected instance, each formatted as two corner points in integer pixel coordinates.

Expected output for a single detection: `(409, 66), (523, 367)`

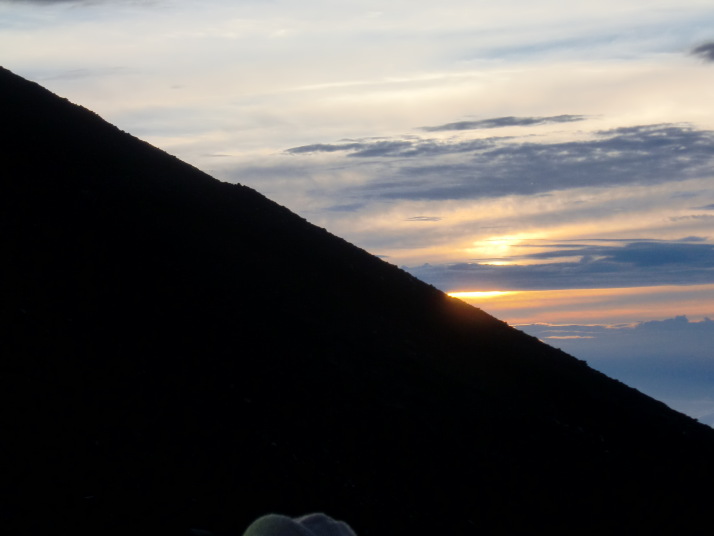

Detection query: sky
(2, 0), (714, 423)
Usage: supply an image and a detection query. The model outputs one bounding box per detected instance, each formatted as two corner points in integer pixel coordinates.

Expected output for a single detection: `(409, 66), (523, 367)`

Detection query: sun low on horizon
(2, 0), (714, 422)
(447, 284), (714, 325)
(448, 291), (517, 300)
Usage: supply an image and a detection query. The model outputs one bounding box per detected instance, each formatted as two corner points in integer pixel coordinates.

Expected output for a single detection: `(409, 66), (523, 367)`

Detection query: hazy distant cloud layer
(519, 316), (714, 425)
(406, 240), (714, 291)
(691, 42), (714, 62)
(420, 115), (587, 132)
(521, 316), (714, 367)
(287, 123), (714, 201)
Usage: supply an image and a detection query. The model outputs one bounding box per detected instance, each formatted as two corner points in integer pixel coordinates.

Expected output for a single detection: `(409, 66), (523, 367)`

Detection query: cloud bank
(407, 240), (714, 291)
(286, 123), (714, 201)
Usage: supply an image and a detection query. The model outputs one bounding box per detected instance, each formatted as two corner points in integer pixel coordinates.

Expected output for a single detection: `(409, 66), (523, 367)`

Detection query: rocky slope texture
(1, 66), (713, 536)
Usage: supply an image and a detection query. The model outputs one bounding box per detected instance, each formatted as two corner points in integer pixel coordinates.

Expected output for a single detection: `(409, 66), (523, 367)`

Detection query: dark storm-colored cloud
(419, 114), (587, 132)
(286, 123), (714, 201)
(691, 42), (714, 62)
(405, 241), (714, 292)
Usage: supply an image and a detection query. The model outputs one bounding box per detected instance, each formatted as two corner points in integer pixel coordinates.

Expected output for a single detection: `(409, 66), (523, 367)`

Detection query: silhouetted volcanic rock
(1, 66), (713, 536)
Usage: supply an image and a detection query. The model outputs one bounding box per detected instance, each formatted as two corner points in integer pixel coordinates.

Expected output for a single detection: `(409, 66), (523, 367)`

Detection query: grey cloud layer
(419, 114), (587, 132)
(286, 137), (501, 158)
(515, 241), (714, 266)
(406, 241), (714, 291)
(287, 123), (714, 201)
(691, 42), (714, 62)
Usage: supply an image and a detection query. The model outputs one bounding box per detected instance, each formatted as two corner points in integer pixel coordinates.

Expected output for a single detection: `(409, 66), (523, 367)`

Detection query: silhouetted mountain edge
(1, 66), (713, 536)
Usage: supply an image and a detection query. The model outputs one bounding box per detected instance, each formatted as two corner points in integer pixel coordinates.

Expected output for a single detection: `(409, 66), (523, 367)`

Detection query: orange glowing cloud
(447, 290), (517, 299)
(449, 284), (714, 325)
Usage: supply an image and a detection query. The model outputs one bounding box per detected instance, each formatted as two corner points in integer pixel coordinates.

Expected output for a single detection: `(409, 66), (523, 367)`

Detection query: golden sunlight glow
(448, 291), (518, 299)
(464, 233), (544, 264)
(450, 284), (714, 325)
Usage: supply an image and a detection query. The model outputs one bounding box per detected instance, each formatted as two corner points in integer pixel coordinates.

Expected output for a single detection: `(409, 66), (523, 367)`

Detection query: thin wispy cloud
(670, 214), (714, 222)
(405, 216), (442, 222)
(419, 114), (587, 132)
(516, 241), (714, 265)
(34, 67), (129, 82)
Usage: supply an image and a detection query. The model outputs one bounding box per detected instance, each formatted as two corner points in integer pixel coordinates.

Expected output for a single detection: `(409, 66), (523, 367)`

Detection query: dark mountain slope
(1, 66), (713, 536)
